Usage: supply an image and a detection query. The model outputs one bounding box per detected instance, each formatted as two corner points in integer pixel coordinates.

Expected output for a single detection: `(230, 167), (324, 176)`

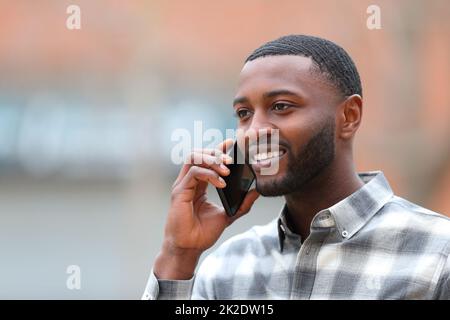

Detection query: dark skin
(234, 55), (364, 239)
(154, 54), (364, 279)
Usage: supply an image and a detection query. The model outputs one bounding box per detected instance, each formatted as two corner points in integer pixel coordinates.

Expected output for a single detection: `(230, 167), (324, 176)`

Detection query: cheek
(275, 113), (318, 150)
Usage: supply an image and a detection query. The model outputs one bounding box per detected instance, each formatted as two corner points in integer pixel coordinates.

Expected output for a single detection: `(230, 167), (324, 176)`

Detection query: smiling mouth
(248, 145), (287, 172)
(252, 149), (286, 162)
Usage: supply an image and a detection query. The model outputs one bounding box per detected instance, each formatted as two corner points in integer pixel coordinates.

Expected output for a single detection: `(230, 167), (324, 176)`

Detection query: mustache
(245, 139), (291, 157)
(246, 137), (290, 151)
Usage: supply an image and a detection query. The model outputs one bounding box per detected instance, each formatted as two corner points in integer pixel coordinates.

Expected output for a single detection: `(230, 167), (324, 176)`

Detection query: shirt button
(342, 230), (349, 238)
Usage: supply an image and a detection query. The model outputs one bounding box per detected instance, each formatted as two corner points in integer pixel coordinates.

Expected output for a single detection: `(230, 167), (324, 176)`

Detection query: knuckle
(188, 165), (200, 176)
(170, 186), (181, 201)
(185, 151), (195, 164)
(212, 149), (223, 157)
(202, 154), (213, 165)
(211, 171), (220, 180)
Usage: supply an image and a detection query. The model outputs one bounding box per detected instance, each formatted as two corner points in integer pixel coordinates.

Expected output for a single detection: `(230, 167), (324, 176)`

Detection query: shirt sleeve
(141, 242), (232, 300)
(435, 254), (449, 300)
(141, 269), (195, 300)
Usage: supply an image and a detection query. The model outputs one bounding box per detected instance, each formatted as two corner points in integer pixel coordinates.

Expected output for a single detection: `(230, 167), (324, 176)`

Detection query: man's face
(233, 55), (341, 196)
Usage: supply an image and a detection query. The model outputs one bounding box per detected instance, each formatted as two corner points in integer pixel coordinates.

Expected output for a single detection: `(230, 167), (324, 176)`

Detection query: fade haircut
(246, 35), (362, 98)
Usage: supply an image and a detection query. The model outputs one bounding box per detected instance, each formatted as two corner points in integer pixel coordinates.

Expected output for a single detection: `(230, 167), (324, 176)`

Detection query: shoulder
(375, 195), (450, 253)
(385, 196), (450, 228)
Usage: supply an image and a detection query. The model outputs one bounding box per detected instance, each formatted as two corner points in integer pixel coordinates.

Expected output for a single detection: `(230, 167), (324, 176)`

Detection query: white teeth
(253, 150), (284, 161)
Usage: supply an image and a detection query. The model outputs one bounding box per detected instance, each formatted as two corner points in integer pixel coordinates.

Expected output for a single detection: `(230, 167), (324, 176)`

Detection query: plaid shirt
(143, 171), (450, 300)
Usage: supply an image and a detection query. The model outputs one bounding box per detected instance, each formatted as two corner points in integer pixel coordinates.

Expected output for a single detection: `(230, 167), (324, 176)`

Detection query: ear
(337, 94), (362, 140)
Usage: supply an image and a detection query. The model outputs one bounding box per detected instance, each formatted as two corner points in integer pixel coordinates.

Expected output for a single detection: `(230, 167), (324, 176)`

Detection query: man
(143, 35), (449, 299)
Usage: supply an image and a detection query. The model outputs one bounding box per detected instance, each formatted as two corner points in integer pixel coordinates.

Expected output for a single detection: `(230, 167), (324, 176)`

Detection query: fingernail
(223, 155), (233, 164)
(219, 177), (226, 185)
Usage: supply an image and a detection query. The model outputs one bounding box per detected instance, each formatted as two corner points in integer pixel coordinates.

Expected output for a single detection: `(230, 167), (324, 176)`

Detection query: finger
(173, 152), (231, 186)
(216, 139), (234, 154)
(188, 152), (232, 167)
(173, 138), (234, 187)
(229, 189), (260, 224)
(179, 166), (227, 190)
(192, 148), (224, 157)
(192, 149), (233, 164)
(187, 152), (230, 176)
(173, 163), (192, 187)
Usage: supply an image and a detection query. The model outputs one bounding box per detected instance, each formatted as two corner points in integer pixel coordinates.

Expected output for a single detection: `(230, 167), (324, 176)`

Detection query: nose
(242, 111), (277, 148)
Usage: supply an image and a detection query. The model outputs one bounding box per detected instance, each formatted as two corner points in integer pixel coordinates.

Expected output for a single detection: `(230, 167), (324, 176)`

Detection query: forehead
(236, 55), (332, 98)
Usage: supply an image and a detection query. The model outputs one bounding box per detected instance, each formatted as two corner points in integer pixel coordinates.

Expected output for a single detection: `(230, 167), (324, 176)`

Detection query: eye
(272, 103), (292, 112)
(235, 108), (252, 119)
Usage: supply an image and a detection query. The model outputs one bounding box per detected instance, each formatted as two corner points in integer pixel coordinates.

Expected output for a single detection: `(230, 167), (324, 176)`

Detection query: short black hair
(246, 35), (362, 97)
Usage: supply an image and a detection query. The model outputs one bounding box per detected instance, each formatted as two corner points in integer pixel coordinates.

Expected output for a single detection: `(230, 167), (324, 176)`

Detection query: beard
(255, 119), (335, 197)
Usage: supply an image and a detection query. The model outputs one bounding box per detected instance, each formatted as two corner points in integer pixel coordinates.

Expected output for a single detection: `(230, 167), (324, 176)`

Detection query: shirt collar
(277, 171), (394, 252)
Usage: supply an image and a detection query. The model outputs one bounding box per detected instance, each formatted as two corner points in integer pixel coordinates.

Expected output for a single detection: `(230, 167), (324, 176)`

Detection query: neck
(284, 156), (364, 240)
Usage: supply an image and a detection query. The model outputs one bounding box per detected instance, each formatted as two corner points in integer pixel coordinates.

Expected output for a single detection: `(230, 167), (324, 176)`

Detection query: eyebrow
(263, 89), (303, 99)
(233, 96), (249, 106)
(233, 89), (304, 107)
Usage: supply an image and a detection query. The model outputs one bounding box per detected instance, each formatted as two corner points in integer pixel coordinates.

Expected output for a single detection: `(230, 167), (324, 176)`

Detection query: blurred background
(0, 0), (449, 299)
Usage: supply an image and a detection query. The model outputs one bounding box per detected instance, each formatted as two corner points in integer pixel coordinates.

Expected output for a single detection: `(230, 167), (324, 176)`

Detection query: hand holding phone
(154, 139), (259, 280)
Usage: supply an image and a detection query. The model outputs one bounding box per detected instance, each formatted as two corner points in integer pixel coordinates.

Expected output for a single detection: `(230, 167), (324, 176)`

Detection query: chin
(255, 174), (289, 197)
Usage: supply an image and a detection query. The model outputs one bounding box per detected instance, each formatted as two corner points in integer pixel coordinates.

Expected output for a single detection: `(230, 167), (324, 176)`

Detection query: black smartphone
(216, 142), (255, 217)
